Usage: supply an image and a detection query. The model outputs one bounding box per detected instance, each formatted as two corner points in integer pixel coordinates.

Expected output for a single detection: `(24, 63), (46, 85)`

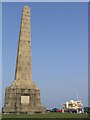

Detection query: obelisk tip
(23, 5), (30, 10)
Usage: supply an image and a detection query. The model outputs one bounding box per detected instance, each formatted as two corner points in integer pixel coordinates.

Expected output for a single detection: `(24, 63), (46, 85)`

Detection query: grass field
(2, 113), (89, 118)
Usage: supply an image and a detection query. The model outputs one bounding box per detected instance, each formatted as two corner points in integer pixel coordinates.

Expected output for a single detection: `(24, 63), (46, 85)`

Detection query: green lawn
(2, 113), (89, 118)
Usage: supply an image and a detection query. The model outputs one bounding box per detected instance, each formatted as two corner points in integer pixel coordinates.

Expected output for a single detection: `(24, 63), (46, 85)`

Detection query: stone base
(3, 83), (46, 114)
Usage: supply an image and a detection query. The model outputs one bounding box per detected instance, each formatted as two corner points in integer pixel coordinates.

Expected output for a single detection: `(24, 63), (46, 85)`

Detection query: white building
(63, 100), (84, 113)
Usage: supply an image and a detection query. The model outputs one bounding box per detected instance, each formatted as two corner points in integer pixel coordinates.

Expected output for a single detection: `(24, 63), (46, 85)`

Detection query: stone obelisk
(3, 6), (46, 114)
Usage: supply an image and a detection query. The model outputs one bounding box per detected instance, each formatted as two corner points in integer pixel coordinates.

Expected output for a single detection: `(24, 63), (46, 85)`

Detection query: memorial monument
(3, 6), (46, 114)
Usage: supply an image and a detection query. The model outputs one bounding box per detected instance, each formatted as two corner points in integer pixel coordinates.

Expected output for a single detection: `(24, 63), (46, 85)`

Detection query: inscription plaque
(21, 95), (30, 104)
